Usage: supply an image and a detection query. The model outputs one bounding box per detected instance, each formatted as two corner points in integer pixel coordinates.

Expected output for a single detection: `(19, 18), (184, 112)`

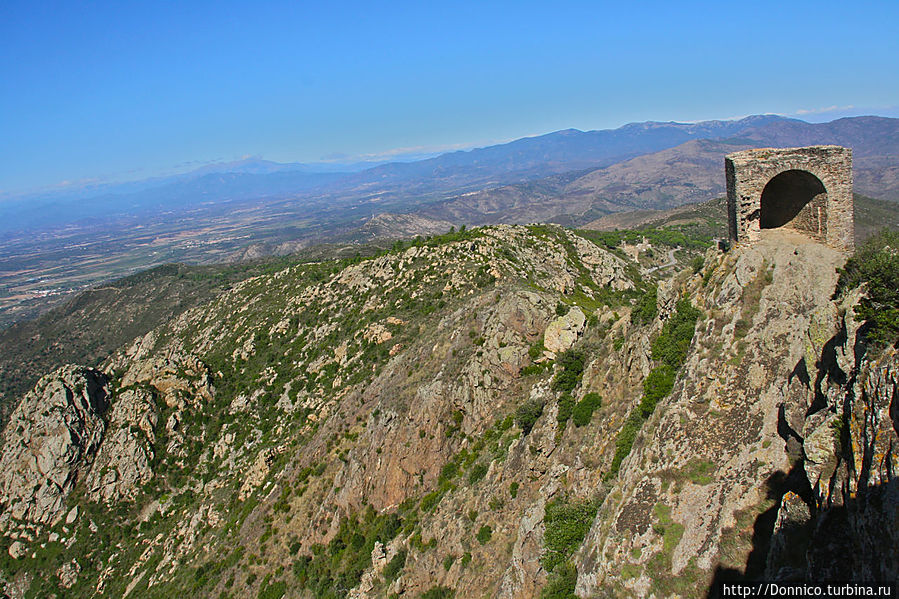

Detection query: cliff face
(575, 229), (899, 595)
(0, 366), (108, 527)
(0, 225), (895, 598)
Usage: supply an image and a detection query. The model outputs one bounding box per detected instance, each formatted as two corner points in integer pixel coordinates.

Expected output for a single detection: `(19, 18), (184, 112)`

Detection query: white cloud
(319, 136), (520, 164)
(793, 105), (855, 116)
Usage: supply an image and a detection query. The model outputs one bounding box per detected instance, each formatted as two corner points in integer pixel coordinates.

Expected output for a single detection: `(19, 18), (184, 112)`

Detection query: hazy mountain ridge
(423, 117), (899, 227)
(0, 115), (797, 237)
(2, 115), (897, 330)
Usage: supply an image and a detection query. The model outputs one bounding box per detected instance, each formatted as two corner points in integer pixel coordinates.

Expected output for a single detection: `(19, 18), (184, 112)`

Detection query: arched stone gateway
(725, 146), (853, 252)
(760, 169), (828, 238)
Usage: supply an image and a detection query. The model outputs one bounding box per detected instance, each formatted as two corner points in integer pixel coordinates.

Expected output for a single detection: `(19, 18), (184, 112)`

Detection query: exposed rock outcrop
(85, 387), (158, 503)
(543, 306), (586, 354)
(0, 366), (108, 527)
(576, 231), (879, 595)
(802, 347), (899, 581)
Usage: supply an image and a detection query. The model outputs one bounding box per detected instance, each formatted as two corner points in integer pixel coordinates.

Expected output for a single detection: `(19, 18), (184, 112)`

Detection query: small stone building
(725, 145), (854, 251)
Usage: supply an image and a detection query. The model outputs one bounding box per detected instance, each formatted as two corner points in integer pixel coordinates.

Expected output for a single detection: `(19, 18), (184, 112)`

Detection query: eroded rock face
(5, 224), (898, 598)
(239, 448), (277, 500)
(577, 231), (855, 595)
(114, 350), (214, 407)
(803, 348), (899, 581)
(86, 387), (158, 503)
(0, 366), (108, 526)
(57, 559), (81, 588)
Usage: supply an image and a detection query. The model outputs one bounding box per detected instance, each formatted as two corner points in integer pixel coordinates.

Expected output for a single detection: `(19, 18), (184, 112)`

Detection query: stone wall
(725, 146), (854, 252)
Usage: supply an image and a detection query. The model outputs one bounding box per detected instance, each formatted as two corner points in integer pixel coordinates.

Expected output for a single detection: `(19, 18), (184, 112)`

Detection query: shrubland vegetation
(836, 229), (899, 347)
(540, 495), (600, 598)
(292, 507), (404, 597)
(0, 220), (718, 598)
(608, 298), (701, 479)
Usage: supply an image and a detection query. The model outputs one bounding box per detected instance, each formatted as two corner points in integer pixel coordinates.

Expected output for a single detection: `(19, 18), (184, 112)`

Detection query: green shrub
(439, 461), (459, 482)
(540, 561), (577, 598)
(509, 481), (519, 499)
(460, 552), (472, 567)
(443, 555), (455, 571)
(691, 255), (705, 274)
(572, 392), (602, 427)
(836, 230), (899, 346)
(420, 489), (444, 512)
(552, 348), (586, 395)
(651, 298), (701, 369)
(476, 525), (493, 544)
(608, 299), (699, 480)
(542, 496), (599, 573)
(631, 286), (658, 325)
(468, 463), (488, 484)
(382, 549), (407, 583)
(556, 394), (575, 425)
(258, 580), (287, 599)
(292, 508), (404, 595)
(638, 365), (675, 418)
(528, 338), (546, 360)
(520, 362), (552, 376)
(421, 586), (456, 599)
(515, 398), (544, 435)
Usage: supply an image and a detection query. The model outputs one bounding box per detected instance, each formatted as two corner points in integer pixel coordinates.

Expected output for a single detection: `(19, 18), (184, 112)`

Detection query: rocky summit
(0, 223), (896, 598)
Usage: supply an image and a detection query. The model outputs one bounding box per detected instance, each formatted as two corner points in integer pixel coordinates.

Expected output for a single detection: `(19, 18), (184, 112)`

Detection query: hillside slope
(0, 226), (896, 598)
(0, 260), (300, 426)
(581, 194), (899, 245)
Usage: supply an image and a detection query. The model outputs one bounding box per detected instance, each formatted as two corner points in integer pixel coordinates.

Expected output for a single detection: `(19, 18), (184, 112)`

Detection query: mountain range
(7, 114), (898, 237)
(1, 114), (898, 327)
(1, 111), (899, 598)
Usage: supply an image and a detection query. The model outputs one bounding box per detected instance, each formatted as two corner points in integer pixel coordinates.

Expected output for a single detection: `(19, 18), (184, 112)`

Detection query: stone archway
(759, 169), (828, 242)
(724, 146), (854, 252)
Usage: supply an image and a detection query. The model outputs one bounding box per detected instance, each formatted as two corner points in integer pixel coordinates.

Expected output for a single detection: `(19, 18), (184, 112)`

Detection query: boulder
(543, 306), (587, 354)
(7, 540), (25, 559)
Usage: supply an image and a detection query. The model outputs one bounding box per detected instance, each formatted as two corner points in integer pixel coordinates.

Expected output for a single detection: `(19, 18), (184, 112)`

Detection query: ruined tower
(725, 145), (854, 251)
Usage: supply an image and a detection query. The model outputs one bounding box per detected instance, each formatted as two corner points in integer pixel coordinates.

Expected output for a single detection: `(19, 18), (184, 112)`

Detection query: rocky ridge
(0, 224), (895, 598)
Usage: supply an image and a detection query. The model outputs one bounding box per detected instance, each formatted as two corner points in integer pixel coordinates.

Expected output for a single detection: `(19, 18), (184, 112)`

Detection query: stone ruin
(725, 145), (854, 252)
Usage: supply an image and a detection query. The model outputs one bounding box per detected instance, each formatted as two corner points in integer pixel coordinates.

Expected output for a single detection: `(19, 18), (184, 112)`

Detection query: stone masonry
(725, 145), (854, 252)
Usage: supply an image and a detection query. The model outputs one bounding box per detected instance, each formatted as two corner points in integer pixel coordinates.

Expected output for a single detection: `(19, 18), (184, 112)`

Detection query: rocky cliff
(0, 224), (895, 598)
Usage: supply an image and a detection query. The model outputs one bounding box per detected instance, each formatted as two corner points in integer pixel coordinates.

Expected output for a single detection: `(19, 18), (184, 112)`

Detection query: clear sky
(1, 0), (897, 194)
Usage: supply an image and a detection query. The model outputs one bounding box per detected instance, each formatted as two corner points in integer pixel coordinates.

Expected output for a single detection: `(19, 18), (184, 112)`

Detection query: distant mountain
(416, 116), (899, 227)
(0, 115), (797, 236)
(328, 115), (798, 196)
(739, 116), (899, 157)
(11, 113), (887, 239)
(2, 114), (898, 328)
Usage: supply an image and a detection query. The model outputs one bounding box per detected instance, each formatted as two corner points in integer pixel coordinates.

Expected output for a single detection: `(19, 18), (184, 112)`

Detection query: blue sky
(1, 0), (897, 194)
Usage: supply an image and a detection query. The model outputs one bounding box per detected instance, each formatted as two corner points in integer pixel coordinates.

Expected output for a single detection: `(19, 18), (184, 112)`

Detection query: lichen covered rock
(0, 366), (108, 527)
